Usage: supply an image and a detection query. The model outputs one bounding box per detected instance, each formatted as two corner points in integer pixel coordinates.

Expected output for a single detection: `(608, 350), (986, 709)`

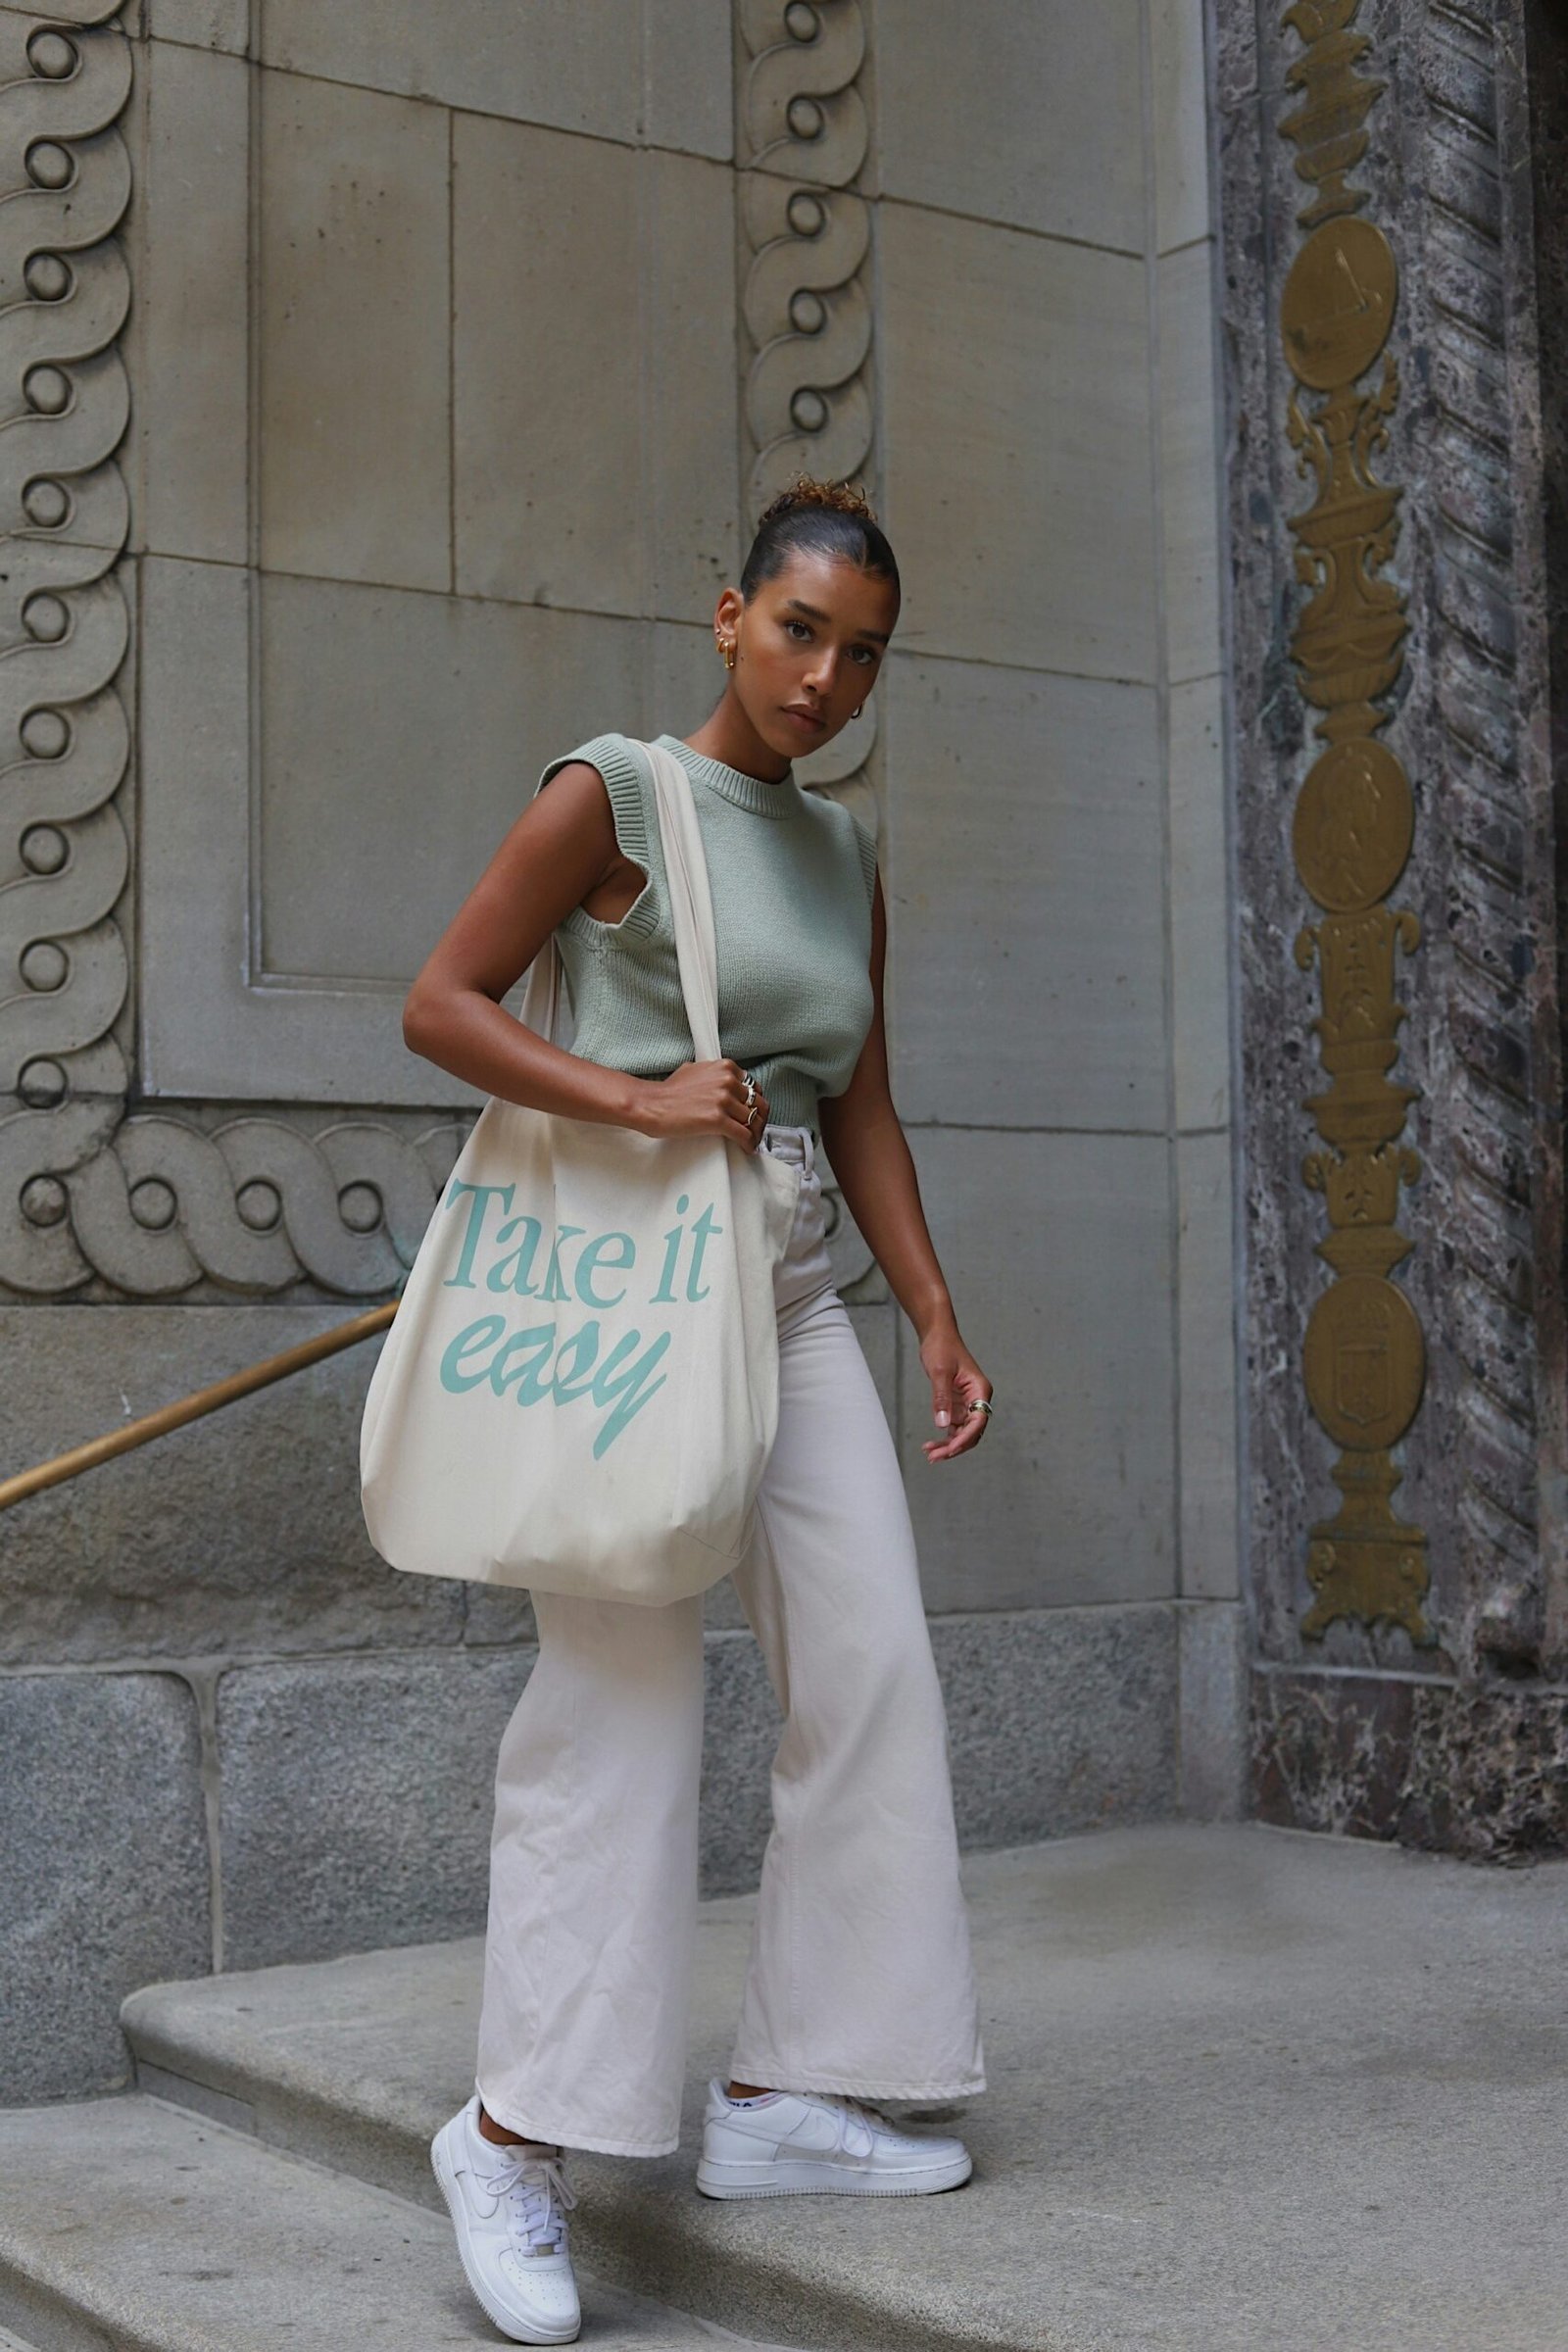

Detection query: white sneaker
(695, 2080), (972, 2199)
(430, 2094), (581, 2345)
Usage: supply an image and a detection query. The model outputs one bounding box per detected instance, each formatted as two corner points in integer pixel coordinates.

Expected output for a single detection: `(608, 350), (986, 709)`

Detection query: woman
(403, 477), (994, 2347)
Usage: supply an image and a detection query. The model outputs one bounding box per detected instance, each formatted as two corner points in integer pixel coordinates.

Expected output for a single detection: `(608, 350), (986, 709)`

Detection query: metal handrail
(0, 1299), (398, 1513)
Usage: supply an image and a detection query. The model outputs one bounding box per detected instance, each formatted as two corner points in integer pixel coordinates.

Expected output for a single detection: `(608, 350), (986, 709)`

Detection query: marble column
(1212, 0), (1568, 1855)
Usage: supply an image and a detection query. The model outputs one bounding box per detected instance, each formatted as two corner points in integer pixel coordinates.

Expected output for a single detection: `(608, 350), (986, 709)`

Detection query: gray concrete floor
(113, 1822), (1568, 2351)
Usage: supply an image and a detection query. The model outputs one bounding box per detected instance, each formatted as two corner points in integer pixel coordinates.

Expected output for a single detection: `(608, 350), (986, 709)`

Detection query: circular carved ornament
(1303, 1274), (1426, 1451)
(1292, 739), (1414, 913)
(1281, 217), (1397, 392)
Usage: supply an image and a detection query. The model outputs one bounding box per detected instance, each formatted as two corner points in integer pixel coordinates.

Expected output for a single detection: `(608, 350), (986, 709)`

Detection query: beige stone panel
(138, 558), (648, 1104)
(1177, 1131), (1240, 1598)
(650, 618), (727, 733)
(258, 1), (731, 160)
(1151, 0), (1212, 254)
(883, 656), (1166, 1130)
(258, 71), (450, 591)
(874, 0), (1145, 251)
(1169, 673), (1232, 1131)
(259, 574), (644, 987)
(128, 39), (248, 563)
(146, 0), (247, 51)
(454, 119), (737, 619)
(881, 203), (1157, 680)
(901, 1127), (1176, 1612)
(1158, 240), (1223, 686)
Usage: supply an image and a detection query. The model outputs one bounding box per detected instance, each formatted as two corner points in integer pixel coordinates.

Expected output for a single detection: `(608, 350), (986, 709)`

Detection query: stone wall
(2, 0), (1239, 2100)
(1213, 0), (1568, 1855)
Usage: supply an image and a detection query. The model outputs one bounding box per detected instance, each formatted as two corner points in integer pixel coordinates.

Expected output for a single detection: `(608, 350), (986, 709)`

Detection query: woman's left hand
(918, 1323), (994, 1463)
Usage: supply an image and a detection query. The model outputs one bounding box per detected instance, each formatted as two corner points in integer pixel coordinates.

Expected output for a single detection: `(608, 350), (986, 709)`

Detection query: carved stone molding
(0, 24), (506, 1303)
(736, 0), (879, 844)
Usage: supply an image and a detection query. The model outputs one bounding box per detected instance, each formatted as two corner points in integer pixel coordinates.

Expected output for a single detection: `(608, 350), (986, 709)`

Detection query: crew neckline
(657, 733), (802, 820)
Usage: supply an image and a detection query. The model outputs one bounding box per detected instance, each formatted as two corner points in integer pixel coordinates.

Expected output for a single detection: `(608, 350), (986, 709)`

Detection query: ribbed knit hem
(536, 733), (662, 947)
(847, 807), (879, 906)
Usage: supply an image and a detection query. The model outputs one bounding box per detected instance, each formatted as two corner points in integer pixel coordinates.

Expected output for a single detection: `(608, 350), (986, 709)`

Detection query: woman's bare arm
(818, 870), (993, 1460)
(402, 762), (769, 1151)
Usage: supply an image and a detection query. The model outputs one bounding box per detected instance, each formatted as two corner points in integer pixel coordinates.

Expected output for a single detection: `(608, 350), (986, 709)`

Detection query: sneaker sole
(695, 2151), (973, 2199)
(430, 2121), (582, 2346)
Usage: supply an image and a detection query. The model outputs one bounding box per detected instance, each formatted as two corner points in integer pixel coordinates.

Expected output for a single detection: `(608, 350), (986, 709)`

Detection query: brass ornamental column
(1278, 1), (1431, 1643)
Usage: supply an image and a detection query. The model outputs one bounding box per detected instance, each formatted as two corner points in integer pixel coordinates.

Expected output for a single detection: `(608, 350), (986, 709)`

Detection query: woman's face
(719, 548), (899, 761)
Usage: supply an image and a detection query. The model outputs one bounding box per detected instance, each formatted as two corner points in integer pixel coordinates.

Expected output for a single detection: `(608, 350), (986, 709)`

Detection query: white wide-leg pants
(473, 1123), (985, 2157)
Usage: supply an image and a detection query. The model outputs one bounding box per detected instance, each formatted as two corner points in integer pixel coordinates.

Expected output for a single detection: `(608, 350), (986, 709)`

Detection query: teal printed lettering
(650, 1198), (688, 1304)
(590, 1327), (671, 1455)
(488, 1212), (546, 1296)
(685, 1201), (723, 1301)
(432, 1312), (669, 1455)
(441, 1183), (515, 1290)
(439, 1313), (507, 1390)
(574, 1230), (635, 1308)
(551, 1320), (602, 1402)
(541, 1225), (586, 1301)
(487, 1321), (556, 1404)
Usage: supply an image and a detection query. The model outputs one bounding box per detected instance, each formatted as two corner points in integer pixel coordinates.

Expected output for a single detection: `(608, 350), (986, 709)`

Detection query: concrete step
(121, 1825), (1568, 2352)
(0, 2094), (793, 2352)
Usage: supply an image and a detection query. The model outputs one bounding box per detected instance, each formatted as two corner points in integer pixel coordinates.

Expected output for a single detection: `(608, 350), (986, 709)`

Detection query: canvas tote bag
(360, 739), (803, 1605)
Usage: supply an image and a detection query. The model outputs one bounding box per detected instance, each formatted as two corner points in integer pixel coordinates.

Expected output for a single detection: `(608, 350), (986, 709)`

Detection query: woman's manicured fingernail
(936, 1409), (950, 1426)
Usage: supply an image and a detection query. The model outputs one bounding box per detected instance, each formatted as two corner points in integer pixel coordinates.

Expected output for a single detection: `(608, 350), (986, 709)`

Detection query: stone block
(128, 39), (249, 563)
(1152, 0), (1213, 253)
(1177, 1597), (1248, 1817)
(935, 1602), (1179, 1845)
(1177, 1131), (1241, 1599)
(1251, 1670), (1568, 1861)
(258, 2), (731, 159)
(454, 119), (738, 621)
(882, 656), (1166, 1129)
(1159, 240), (1224, 685)
(146, 0), (247, 53)
(699, 1629), (778, 1896)
(0, 1672), (209, 2101)
(138, 558), (649, 1107)
(881, 200), (1156, 679)
(258, 69), (450, 591)
(462, 1586), (538, 1646)
(876, 0), (1145, 251)
(0, 1306), (464, 1666)
(1169, 672), (1233, 1131)
(901, 1127), (1177, 1612)
(257, 573), (639, 992)
(216, 1649), (535, 1969)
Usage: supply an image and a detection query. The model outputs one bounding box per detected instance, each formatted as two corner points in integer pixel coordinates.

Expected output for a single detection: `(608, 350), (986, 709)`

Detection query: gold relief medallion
(1303, 1274), (1426, 1453)
(1293, 740), (1414, 912)
(1279, 0), (1431, 1641)
(1281, 217), (1398, 391)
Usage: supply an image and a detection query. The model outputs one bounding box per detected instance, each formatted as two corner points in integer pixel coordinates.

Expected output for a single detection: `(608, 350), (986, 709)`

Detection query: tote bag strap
(636, 738), (724, 1066)
(516, 913), (565, 1047)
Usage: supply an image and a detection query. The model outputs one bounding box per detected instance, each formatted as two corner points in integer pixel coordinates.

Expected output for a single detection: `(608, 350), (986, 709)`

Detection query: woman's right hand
(636, 1058), (770, 1152)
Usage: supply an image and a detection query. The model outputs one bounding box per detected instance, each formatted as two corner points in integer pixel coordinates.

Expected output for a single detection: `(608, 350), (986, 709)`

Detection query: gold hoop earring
(716, 636), (736, 670)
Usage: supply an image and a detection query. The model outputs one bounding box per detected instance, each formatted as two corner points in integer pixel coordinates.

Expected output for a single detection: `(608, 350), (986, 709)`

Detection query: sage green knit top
(532, 732), (878, 1139)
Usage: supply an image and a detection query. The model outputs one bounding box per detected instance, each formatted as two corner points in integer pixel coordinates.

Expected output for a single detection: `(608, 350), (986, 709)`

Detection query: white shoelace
(828, 2093), (895, 2157)
(479, 2145), (578, 2255)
